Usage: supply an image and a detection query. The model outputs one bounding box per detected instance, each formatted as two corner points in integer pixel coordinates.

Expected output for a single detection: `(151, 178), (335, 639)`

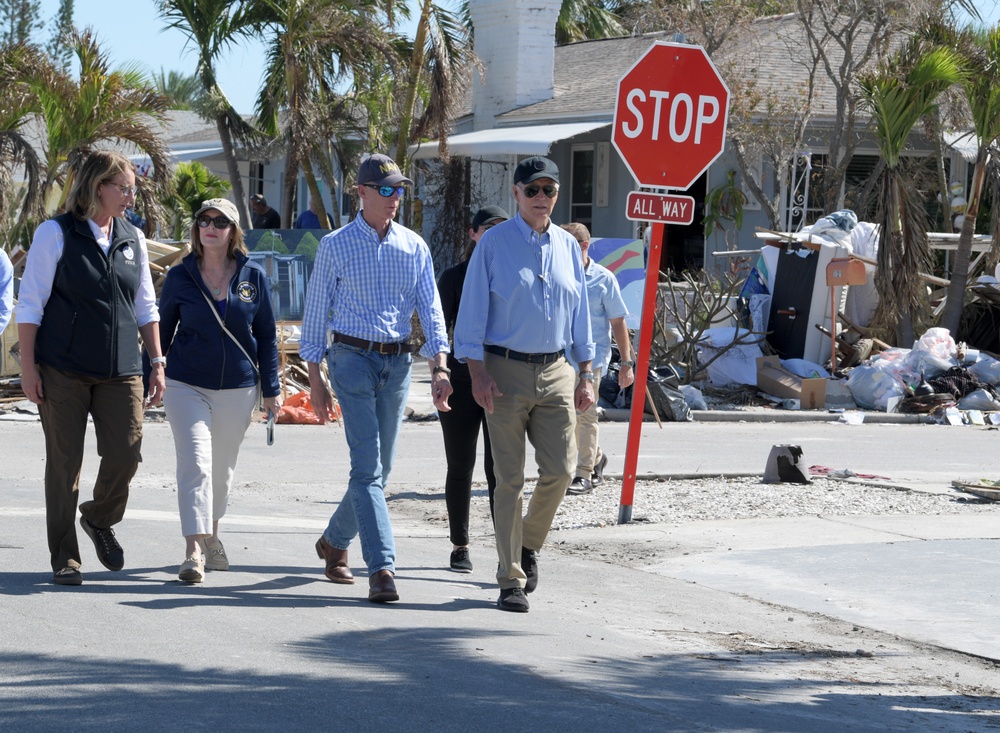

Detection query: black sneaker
(450, 547), (473, 573)
(80, 516), (124, 571)
(566, 477), (593, 495)
(521, 547), (538, 594)
(591, 452), (609, 486)
(53, 567), (83, 586)
(497, 587), (530, 612)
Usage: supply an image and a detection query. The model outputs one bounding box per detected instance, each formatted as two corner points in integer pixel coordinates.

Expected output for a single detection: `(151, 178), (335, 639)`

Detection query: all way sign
(625, 191), (696, 225)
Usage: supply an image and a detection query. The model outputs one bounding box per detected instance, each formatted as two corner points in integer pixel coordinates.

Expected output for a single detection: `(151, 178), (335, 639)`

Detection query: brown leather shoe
(315, 536), (354, 584)
(368, 569), (399, 603)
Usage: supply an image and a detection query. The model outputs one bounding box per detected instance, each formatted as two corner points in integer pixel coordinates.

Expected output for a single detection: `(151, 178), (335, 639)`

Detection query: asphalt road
(1, 404), (999, 732)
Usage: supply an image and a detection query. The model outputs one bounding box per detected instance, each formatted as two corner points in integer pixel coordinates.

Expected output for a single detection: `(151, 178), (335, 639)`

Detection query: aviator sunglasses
(363, 184), (406, 198)
(520, 183), (559, 199)
(197, 215), (233, 229)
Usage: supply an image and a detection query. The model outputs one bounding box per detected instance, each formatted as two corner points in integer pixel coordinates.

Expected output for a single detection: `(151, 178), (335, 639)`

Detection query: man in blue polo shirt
(454, 156), (594, 613)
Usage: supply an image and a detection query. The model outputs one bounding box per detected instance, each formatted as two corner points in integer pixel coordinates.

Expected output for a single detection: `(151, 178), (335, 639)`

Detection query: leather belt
(332, 332), (413, 355)
(484, 344), (565, 364)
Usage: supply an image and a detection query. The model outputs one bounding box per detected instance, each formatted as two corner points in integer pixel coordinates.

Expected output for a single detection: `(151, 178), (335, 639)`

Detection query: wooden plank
(952, 480), (1000, 501)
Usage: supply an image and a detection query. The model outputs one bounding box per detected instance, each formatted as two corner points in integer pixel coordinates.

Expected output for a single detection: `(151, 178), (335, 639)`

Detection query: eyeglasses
(198, 215), (233, 229)
(520, 183), (559, 199)
(107, 183), (138, 196)
(363, 184), (406, 198)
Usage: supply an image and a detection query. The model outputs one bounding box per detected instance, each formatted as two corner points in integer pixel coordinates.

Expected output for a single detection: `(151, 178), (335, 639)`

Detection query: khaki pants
(484, 353), (576, 590)
(574, 367), (603, 478)
(37, 364), (143, 572)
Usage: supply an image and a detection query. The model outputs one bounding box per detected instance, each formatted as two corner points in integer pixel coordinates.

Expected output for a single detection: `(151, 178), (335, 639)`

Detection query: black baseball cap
(514, 156), (559, 186)
(250, 193), (266, 203)
(358, 153), (413, 186)
(471, 205), (510, 230)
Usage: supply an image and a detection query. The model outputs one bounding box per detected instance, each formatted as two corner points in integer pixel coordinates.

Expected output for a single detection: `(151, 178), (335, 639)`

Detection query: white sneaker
(201, 537), (230, 571)
(179, 555), (205, 583)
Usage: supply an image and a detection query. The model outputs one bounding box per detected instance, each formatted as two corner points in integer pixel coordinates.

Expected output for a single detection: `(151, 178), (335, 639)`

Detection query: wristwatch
(621, 359), (636, 368)
(432, 366), (451, 376)
(578, 371), (595, 382)
(151, 356), (167, 367)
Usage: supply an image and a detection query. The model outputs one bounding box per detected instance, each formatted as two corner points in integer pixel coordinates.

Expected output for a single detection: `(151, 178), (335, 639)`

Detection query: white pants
(575, 367), (603, 478)
(163, 378), (256, 537)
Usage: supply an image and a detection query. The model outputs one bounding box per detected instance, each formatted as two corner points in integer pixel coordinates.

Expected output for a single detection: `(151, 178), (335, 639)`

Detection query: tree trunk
(302, 161), (329, 229)
(281, 150), (297, 227)
(940, 147), (988, 336)
(216, 115), (251, 230)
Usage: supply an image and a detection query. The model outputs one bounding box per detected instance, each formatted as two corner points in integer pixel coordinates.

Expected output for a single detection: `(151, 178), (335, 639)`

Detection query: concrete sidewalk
(1, 380), (999, 731)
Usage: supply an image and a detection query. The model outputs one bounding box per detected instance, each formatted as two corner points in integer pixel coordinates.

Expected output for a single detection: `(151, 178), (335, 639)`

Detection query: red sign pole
(618, 222), (665, 524)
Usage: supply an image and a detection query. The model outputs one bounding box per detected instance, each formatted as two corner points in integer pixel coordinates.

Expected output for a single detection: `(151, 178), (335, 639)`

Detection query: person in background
(250, 194), (281, 229)
(454, 156), (594, 613)
(301, 153), (452, 604)
(15, 150), (165, 586)
(157, 198), (282, 584)
(560, 222), (634, 495)
(435, 205), (508, 573)
(0, 249), (13, 334)
(294, 198), (333, 230)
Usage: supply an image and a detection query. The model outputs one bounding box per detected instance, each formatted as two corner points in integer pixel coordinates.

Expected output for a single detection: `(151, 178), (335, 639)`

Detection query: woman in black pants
(436, 206), (508, 573)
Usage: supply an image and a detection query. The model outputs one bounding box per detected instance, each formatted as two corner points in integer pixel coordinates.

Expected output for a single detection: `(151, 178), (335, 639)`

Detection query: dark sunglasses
(520, 183), (559, 199)
(363, 184), (406, 198)
(197, 215), (233, 229)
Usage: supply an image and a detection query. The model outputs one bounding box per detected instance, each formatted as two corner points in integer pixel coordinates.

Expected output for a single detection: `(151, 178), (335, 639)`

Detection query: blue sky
(35, 0), (1000, 116)
(37, 0), (423, 114)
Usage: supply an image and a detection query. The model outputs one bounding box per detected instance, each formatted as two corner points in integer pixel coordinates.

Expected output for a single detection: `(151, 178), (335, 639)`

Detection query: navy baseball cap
(514, 156), (559, 186)
(358, 154), (413, 186)
(471, 206), (510, 230)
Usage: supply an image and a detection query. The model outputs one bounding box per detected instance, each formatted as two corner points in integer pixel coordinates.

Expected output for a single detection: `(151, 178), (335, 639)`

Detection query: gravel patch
(548, 475), (1000, 531)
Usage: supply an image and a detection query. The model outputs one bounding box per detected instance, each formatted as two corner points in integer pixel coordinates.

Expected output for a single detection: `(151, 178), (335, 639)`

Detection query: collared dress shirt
(580, 258), (629, 374)
(16, 218), (159, 327)
(299, 214), (450, 363)
(454, 213), (594, 365)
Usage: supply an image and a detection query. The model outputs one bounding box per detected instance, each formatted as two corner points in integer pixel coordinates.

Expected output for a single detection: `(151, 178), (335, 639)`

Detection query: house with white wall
(409, 7), (973, 274)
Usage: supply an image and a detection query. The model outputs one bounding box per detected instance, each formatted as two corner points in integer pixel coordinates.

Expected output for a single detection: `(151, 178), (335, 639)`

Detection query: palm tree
(0, 42), (46, 249)
(30, 29), (173, 230)
(158, 0), (263, 230)
(153, 68), (204, 110)
(168, 160), (232, 239)
(393, 0), (474, 175)
(858, 37), (964, 346)
(251, 0), (395, 228)
(940, 25), (1000, 336)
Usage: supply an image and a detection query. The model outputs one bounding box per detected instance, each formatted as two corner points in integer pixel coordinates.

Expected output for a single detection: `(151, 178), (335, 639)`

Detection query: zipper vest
(35, 213), (143, 378)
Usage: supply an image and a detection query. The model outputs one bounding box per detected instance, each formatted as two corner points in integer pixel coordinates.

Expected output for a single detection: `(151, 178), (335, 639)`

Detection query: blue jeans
(323, 343), (412, 574)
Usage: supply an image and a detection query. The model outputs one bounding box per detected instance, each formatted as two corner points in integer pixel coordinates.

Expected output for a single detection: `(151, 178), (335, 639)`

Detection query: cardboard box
(756, 355), (827, 409)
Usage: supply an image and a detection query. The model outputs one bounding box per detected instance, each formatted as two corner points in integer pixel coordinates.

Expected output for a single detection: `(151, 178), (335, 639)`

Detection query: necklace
(200, 261), (233, 297)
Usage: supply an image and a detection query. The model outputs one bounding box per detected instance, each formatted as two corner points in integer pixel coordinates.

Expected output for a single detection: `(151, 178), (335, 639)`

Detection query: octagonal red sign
(612, 42), (730, 190)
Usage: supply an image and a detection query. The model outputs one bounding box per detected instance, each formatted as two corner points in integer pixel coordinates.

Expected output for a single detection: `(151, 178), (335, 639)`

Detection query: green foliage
(169, 160), (231, 239)
(703, 170), (747, 237)
(44, 0), (74, 71)
(0, 0), (42, 45)
(294, 231), (319, 260)
(153, 68), (204, 110)
(255, 230), (289, 254)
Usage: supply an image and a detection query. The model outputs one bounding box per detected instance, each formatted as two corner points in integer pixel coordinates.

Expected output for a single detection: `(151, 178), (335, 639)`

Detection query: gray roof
(493, 14), (867, 127)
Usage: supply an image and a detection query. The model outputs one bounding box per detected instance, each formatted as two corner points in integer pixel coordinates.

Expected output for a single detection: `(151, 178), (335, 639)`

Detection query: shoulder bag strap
(193, 274), (260, 380)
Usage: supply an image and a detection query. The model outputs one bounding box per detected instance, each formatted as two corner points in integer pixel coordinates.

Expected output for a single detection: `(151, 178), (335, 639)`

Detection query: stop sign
(612, 42), (730, 190)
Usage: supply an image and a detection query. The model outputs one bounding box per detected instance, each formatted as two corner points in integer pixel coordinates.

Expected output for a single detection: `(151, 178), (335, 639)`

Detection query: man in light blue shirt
(300, 153), (453, 604)
(0, 249), (13, 334)
(455, 156), (595, 613)
(562, 223), (635, 495)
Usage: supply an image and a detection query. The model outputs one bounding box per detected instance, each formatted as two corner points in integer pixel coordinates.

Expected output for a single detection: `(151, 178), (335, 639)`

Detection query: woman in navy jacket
(159, 198), (281, 583)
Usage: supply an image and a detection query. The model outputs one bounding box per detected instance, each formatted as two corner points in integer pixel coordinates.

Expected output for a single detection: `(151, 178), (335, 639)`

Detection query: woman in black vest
(16, 151), (166, 586)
